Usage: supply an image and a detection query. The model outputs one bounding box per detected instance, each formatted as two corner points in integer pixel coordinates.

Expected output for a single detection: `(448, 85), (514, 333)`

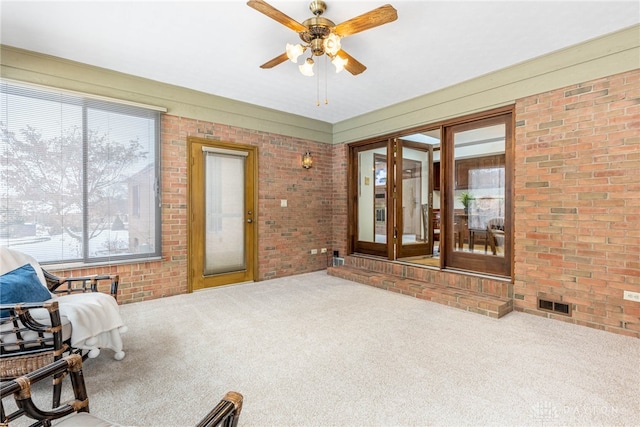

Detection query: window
(445, 114), (512, 277)
(0, 81), (161, 264)
(132, 185), (140, 217)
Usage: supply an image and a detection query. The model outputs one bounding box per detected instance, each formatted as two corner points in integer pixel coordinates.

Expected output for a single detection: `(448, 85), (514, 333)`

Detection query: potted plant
(459, 192), (473, 214)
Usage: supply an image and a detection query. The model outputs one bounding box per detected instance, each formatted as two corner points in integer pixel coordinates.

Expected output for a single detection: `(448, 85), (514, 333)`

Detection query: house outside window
(0, 81), (161, 264)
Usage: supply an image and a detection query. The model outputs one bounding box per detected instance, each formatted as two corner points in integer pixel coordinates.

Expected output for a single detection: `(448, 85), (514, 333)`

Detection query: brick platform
(327, 257), (513, 319)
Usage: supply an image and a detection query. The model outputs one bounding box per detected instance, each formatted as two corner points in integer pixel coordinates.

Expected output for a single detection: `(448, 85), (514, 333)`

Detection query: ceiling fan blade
(336, 50), (366, 75)
(333, 4), (398, 37)
(247, 0), (307, 33)
(260, 52), (289, 69)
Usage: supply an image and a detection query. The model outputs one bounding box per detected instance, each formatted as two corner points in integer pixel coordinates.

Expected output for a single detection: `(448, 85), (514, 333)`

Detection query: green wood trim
(332, 24), (640, 144)
(2, 24), (638, 145)
(0, 45), (332, 143)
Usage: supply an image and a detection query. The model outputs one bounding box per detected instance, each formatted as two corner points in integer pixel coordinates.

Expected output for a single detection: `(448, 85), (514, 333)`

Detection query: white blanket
(57, 292), (127, 359)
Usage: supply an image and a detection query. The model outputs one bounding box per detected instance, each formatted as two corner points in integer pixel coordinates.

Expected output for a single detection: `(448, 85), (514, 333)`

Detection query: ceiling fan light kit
(247, 0), (398, 77)
(331, 54), (348, 73)
(286, 43), (305, 63)
(299, 57), (315, 77)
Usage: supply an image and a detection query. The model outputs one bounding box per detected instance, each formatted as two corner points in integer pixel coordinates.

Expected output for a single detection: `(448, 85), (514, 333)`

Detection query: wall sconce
(302, 151), (313, 169)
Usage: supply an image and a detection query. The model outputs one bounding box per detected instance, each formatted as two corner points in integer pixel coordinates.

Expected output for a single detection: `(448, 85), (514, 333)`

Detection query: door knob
(247, 219), (253, 223)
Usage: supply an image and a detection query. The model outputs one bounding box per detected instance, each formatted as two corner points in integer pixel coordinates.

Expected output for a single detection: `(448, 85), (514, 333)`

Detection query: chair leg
(484, 231), (489, 254)
(488, 233), (497, 255)
(52, 373), (63, 407)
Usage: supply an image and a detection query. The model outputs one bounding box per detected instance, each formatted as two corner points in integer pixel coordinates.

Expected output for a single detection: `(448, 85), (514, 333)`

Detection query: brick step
(327, 264), (513, 319)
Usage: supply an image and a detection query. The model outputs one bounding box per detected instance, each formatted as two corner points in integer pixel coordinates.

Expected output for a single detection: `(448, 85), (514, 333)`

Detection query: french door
(348, 108), (512, 278)
(350, 138), (436, 260)
(396, 140), (434, 259)
(188, 137), (258, 291)
(351, 141), (390, 258)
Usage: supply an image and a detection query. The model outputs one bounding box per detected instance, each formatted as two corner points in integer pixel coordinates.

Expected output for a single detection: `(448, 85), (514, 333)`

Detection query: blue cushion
(0, 264), (52, 318)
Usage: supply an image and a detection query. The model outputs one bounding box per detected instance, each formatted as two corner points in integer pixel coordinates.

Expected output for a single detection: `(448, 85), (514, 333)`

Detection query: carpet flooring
(7, 271), (640, 426)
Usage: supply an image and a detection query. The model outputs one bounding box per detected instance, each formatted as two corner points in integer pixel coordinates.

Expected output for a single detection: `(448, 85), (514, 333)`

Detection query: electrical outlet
(623, 291), (640, 302)
(321, 248), (327, 253)
(310, 249), (318, 255)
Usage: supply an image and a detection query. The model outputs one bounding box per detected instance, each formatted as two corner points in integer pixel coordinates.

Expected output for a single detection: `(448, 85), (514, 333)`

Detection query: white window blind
(0, 80), (162, 264)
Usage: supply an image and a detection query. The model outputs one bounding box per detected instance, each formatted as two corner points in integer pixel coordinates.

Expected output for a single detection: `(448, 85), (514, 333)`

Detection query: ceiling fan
(247, 0), (398, 76)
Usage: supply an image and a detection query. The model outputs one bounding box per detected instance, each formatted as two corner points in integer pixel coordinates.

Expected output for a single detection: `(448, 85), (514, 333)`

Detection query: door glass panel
(452, 124), (506, 257)
(204, 152), (246, 275)
(357, 149), (387, 243)
(400, 148), (427, 246)
(432, 141), (441, 257)
(395, 131), (440, 263)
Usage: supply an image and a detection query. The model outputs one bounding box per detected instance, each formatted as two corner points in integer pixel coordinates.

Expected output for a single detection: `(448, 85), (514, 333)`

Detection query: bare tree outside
(1, 121), (148, 259)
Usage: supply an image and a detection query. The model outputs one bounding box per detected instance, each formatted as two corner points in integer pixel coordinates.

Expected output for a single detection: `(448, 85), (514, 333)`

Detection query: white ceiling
(1, 1), (638, 124)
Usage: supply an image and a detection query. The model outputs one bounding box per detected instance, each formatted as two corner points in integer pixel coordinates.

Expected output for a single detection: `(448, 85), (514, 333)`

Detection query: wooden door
(188, 137), (257, 291)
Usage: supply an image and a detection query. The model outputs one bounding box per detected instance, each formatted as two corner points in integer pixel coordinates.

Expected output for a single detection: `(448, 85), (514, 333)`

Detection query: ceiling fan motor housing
(300, 16), (335, 56)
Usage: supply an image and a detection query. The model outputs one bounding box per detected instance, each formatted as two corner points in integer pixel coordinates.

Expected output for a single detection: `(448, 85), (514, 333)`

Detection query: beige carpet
(7, 271), (640, 426)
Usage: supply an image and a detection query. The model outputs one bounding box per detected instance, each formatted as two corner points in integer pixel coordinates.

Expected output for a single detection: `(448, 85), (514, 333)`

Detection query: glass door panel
(397, 143), (431, 259)
(432, 141), (442, 257)
(358, 149), (387, 244)
(352, 142), (389, 258)
(204, 151), (246, 275)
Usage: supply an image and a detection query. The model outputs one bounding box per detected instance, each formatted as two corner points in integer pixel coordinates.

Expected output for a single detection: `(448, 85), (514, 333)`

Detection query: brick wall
(49, 69), (640, 338)
(331, 143), (349, 258)
(327, 69), (639, 338)
(514, 69), (640, 337)
(52, 115), (333, 304)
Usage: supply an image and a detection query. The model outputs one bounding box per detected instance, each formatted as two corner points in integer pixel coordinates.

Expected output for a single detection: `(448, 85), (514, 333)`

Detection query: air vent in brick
(538, 298), (571, 316)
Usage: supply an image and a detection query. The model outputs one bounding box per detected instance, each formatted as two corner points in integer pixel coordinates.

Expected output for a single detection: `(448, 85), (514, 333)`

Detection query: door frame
(348, 140), (391, 258)
(187, 137), (258, 292)
(349, 138), (435, 260)
(396, 140), (434, 259)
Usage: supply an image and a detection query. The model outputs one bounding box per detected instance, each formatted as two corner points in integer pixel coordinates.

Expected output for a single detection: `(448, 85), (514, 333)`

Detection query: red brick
(513, 69), (640, 338)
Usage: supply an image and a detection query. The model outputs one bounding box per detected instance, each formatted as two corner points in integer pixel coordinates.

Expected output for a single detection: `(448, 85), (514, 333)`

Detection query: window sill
(42, 256), (163, 271)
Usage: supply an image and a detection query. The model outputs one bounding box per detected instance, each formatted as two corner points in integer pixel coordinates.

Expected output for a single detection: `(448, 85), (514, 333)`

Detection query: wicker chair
(0, 300), (68, 409)
(0, 247), (126, 362)
(44, 269), (119, 300)
(1, 354), (243, 427)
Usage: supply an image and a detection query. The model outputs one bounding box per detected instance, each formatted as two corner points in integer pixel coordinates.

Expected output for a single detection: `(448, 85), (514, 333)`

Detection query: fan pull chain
(325, 55), (329, 105)
(316, 62), (320, 106)
(314, 56), (330, 107)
